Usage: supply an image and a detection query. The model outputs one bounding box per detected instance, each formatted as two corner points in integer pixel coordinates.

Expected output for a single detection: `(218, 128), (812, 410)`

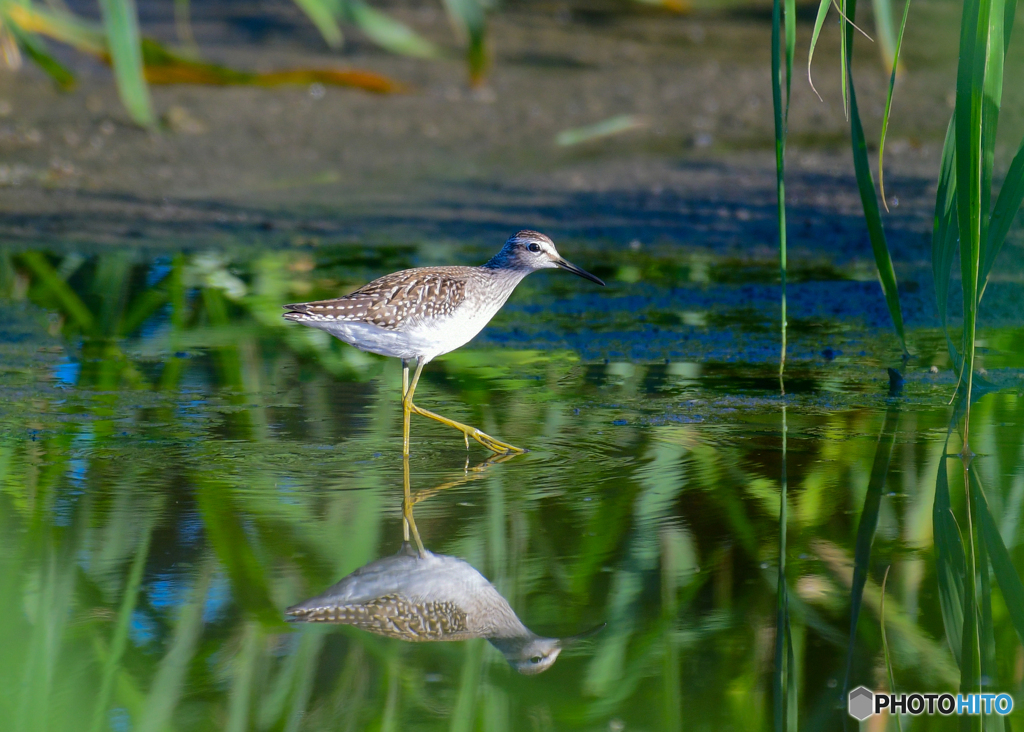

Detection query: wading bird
(283, 230), (604, 454)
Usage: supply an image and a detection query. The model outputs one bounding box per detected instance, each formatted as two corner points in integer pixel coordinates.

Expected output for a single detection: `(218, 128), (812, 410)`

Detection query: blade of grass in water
(933, 446), (966, 665)
(932, 116), (962, 371)
(773, 407), (796, 732)
(847, 78), (908, 353)
(973, 472), (1024, 645)
(952, 0), (992, 446)
(840, 0), (908, 354)
(771, 0), (795, 377)
(878, 0), (912, 211)
(959, 462), (982, 732)
(842, 405), (899, 694)
(89, 503), (161, 732)
(97, 0), (154, 127)
(983, 134), (1024, 296)
(879, 567), (904, 732)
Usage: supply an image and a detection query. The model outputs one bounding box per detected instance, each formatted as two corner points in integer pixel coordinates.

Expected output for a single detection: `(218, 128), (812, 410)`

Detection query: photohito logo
(848, 688), (1014, 720)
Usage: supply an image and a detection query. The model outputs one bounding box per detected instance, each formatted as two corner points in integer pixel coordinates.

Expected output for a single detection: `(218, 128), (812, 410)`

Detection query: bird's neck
(476, 262), (532, 305)
(483, 249), (531, 274)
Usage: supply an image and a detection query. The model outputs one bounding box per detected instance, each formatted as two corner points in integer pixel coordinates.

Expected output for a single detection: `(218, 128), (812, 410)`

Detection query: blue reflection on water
(53, 359), (80, 386)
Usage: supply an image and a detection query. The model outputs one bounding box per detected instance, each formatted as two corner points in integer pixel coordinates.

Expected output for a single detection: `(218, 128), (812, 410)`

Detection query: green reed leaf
(138, 564), (211, 732)
(843, 405), (898, 692)
(932, 115), (962, 370)
(98, 0), (154, 127)
(838, 0), (908, 355)
(878, 0), (911, 211)
(848, 82), (908, 354)
(933, 450), (966, 665)
(19, 251), (95, 333)
(195, 480), (285, 627)
(872, 0), (898, 69)
(346, 0), (439, 58)
(973, 472), (1024, 646)
(960, 465), (981, 731)
(953, 0), (991, 422)
(806, 0), (833, 101)
(442, 0), (491, 82)
(982, 132), (1024, 298)
(3, 21), (76, 90)
(90, 504), (160, 732)
(772, 0), (794, 375)
(292, 0), (343, 47)
(880, 566), (904, 732)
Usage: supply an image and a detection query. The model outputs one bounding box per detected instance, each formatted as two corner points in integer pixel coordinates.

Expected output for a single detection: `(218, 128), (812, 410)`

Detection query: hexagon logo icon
(848, 686), (874, 721)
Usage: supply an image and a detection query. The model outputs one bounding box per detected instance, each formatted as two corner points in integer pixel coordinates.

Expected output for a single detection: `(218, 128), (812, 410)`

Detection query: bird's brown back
(287, 593), (471, 641)
(283, 267), (474, 331)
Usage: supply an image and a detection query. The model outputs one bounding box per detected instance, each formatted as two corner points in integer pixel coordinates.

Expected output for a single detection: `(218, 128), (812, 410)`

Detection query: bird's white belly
(317, 305), (496, 363)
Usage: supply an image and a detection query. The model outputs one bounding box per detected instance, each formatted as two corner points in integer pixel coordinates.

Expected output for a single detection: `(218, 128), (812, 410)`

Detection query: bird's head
(505, 637), (564, 675)
(492, 230), (605, 286)
(493, 623), (606, 675)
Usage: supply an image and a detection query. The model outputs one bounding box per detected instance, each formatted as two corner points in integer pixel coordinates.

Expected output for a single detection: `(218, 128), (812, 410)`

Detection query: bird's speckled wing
(286, 594), (471, 641)
(283, 268), (470, 331)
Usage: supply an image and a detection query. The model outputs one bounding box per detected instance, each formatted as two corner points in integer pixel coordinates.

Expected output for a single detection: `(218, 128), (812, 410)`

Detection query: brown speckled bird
(283, 230), (604, 455)
(286, 542), (601, 675)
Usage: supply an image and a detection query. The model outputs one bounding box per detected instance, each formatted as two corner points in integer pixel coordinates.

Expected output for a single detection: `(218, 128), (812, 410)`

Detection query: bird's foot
(466, 427), (526, 455)
(409, 403), (527, 455)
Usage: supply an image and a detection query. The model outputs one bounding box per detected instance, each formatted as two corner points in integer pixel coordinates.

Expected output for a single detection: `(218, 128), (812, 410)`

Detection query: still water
(1, 243), (1022, 731)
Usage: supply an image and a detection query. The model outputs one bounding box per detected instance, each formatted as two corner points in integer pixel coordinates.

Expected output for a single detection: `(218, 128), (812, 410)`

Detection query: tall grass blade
(932, 116), (962, 370)
(879, 567), (904, 732)
(137, 563), (212, 732)
(847, 82), (908, 354)
(98, 0), (154, 127)
(773, 407), (796, 732)
(347, 0), (439, 58)
(771, 0), (795, 376)
(806, 0), (833, 100)
(973, 472), (1024, 645)
(839, 0), (848, 118)
(442, 0), (491, 83)
(959, 464), (982, 732)
(89, 505), (160, 732)
(291, 0), (343, 47)
(19, 252), (95, 332)
(842, 405), (899, 692)
(871, 0), (898, 68)
(982, 133), (1024, 297)
(952, 0), (992, 442)
(878, 0), (911, 211)
(3, 23), (76, 89)
(841, 0), (908, 354)
(934, 446), (966, 665)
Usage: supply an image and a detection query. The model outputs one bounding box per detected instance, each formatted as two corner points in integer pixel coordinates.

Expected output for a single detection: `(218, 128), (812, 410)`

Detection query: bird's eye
(530, 655), (543, 664)
(527, 242), (541, 253)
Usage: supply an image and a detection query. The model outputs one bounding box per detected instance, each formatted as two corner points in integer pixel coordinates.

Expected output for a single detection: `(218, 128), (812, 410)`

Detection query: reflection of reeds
(4, 248), (1024, 728)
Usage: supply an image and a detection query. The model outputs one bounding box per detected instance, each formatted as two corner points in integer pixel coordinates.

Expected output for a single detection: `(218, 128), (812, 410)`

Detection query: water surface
(1, 244), (1022, 731)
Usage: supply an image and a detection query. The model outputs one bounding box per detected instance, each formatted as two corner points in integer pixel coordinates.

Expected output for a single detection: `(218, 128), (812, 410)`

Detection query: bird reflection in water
(287, 457), (602, 674)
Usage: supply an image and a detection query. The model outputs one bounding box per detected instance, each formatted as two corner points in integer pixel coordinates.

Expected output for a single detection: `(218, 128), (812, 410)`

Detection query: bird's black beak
(554, 258), (605, 286)
(558, 623), (607, 648)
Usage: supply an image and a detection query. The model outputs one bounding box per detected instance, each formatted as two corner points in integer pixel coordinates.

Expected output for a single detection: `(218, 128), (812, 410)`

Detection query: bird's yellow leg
(403, 358), (526, 455)
(401, 453), (426, 557)
(402, 360), (413, 458)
